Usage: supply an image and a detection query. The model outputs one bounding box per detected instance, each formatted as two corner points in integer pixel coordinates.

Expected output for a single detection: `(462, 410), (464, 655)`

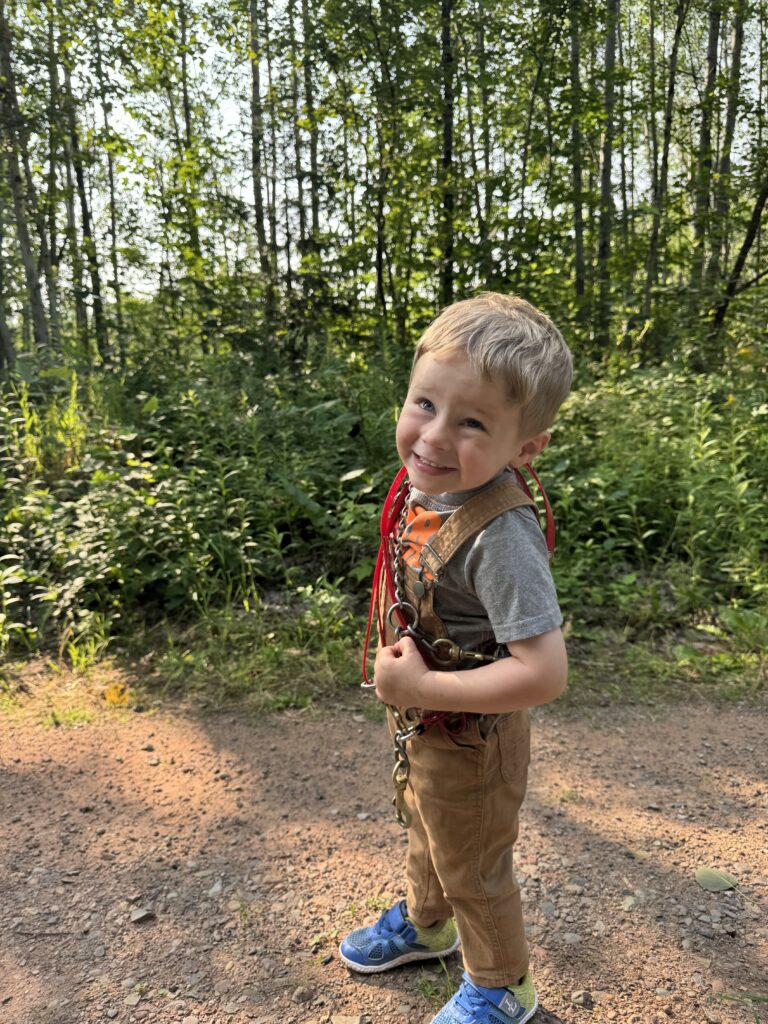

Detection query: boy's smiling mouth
(413, 452), (454, 473)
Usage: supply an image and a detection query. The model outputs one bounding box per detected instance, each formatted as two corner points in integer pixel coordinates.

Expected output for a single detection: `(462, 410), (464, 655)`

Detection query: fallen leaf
(695, 866), (739, 892)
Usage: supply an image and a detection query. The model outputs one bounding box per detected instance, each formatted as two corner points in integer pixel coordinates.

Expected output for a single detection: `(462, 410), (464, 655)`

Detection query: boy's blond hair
(414, 293), (573, 436)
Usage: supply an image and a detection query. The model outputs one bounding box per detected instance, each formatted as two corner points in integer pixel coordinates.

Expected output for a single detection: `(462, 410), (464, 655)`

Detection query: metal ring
(387, 601), (419, 630)
(430, 637), (460, 664)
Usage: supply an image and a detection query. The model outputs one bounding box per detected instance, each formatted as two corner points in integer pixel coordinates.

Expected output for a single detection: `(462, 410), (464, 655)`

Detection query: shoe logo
(498, 992), (523, 1018)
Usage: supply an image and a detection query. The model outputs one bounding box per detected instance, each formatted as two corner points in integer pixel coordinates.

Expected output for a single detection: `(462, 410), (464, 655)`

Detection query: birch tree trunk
(249, 0), (275, 332)
(440, 0), (455, 308)
(93, 24), (126, 365)
(596, 0), (619, 346)
(569, 0), (586, 315)
(642, 0), (688, 324)
(691, 0), (721, 293)
(708, 0), (745, 286)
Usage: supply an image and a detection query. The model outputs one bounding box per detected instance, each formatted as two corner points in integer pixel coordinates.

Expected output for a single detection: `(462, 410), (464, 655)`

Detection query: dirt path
(1, 670), (766, 1024)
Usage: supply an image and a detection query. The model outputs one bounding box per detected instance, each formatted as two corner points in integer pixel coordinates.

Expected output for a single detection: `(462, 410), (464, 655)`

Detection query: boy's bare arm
(373, 628), (567, 714)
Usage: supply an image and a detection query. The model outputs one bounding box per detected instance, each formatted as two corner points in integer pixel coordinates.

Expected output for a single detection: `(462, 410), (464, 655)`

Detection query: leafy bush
(544, 367), (768, 630)
(0, 354), (400, 656)
(1, 355), (766, 675)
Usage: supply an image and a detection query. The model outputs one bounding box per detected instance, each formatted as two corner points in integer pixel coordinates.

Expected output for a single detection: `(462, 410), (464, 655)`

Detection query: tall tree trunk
(617, 15), (629, 251)
(596, 0), (619, 347)
(0, 1), (50, 354)
(61, 55), (108, 363)
(460, 27), (486, 259)
(61, 132), (89, 356)
(0, 177), (17, 369)
(569, 0), (586, 316)
(45, 0), (62, 352)
(93, 26), (126, 366)
(282, 157), (294, 300)
(642, 0), (688, 324)
(373, 101), (388, 323)
(691, 0), (721, 293)
(287, 0), (308, 285)
(711, 173), (768, 334)
(516, 18), (550, 278)
(439, 0), (455, 308)
(249, 0), (275, 333)
(646, 0), (659, 239)
(476, 6), (493, 285)
(300, 0), (320, 249)
(708, 0), (745, 286)
(262, 8), (279, 275)
(0, 305), (15, 369)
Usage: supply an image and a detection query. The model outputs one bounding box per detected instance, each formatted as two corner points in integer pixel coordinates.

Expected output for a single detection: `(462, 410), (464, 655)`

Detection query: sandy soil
(0, 665), (766, 1024)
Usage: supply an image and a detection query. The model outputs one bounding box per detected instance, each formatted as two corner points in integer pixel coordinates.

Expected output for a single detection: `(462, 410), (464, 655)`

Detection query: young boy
(339, 293), (573, 1024)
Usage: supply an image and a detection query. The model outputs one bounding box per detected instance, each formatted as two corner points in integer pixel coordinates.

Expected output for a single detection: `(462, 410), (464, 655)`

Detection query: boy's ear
(509, 431), (550, 468)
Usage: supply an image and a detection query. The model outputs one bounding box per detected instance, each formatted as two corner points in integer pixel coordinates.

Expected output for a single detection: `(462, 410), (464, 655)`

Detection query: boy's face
(396, 352), (549, 496)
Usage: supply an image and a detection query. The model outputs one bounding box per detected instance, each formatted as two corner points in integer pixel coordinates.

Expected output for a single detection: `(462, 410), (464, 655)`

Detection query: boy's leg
(337, 710), (459, 974)
(407, 711), (531, 988)
(395, 716), (454, 928)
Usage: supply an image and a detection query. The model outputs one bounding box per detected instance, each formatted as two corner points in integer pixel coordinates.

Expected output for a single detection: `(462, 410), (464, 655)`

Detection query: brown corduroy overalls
(384, 477), (537, 987)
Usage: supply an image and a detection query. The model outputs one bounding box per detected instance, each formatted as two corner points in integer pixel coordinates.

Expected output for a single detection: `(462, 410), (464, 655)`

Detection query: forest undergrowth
(1, 349), (766, 711)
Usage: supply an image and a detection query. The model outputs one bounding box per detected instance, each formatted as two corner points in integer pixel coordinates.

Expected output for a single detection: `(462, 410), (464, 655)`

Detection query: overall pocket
(495, 710), (531, 783)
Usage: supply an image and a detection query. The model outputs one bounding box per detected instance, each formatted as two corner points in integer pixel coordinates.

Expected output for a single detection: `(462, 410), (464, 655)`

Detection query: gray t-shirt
(406, 472), (562, 650)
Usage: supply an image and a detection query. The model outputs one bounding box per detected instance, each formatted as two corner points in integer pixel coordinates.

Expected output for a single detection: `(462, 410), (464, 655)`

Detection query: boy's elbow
(548, 666), (568, 702)
(537, 648), (568, 705)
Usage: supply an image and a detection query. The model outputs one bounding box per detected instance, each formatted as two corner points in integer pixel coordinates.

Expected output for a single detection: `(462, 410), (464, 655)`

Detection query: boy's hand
(374, 636), (429, 707)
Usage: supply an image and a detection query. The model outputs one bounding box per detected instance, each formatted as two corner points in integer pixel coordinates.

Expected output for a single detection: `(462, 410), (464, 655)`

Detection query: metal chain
(385, 485), (421, 828)
(387, 486), (419, 638)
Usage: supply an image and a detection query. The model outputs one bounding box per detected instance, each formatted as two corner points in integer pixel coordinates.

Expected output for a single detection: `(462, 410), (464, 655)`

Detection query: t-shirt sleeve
(461, 506), (563, 643)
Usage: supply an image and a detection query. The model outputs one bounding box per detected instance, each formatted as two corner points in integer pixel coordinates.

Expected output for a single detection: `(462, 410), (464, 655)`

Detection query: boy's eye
(464, 418), (485, 430)
(417, 398), (435, 412)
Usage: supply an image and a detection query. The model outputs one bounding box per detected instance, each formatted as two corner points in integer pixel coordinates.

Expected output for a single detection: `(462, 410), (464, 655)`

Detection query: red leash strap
(361, 466), (408, 685)
(517, 462), (556, 555)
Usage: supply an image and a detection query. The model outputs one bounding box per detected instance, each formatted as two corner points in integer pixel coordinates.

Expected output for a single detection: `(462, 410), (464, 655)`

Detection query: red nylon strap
(361, 466), (408, 685)
(517, 462), (556, 554)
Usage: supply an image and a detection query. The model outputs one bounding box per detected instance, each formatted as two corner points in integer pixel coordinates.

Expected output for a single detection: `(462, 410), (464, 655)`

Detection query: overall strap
(412, 478), (537, 654)
(418, 478), (537, 581)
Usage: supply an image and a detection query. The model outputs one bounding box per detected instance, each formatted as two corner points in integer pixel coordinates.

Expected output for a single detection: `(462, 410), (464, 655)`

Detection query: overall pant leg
(387, 710), (454, 925)
(405, 711), (531, 988)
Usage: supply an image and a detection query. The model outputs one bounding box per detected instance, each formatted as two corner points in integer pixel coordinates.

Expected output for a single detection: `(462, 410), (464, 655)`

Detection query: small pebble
(571, 990), (593, 1008)
(292, 985), (315, 1003)
(130, 907), (155, 924)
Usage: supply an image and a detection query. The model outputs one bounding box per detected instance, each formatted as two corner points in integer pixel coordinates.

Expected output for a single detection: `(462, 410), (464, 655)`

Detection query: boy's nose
(422, 418), (450, 448)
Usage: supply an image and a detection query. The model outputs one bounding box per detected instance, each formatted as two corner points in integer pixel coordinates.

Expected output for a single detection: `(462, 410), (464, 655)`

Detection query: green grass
(123, 609), (766, 715)
(563, 626), (766, 708)
(0, 679), (20, 714)
(42, 706), (94, 727)
(415, 958), (462, 1010)
(132, 579), (362, 713)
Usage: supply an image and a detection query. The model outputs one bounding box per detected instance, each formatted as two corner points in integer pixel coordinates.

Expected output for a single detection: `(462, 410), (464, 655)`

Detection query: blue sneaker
(431, 971), (538, 1024)
(339, 899), (460, 973)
